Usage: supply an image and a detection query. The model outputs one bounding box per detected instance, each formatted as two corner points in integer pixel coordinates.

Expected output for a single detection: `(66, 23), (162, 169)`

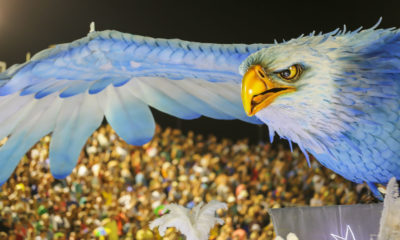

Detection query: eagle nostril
(257, 70), (266, 78)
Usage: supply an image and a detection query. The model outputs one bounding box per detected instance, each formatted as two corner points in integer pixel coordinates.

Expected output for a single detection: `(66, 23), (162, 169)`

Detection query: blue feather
(268, 127), (275, 143)
(89, 78), (114, 94)
(60, 81), (91, 98)
(0, 94), (61, 184)
(100, 85), (155, 146)
(288, 139), (293, 152)
(50, 94), (103, 178)
(20, 79), (55, 96)
(299, 145), (311, 168)
(131, 79), (201, 120)
(0, 133), (35, 185)
(366, 182), (383, 200)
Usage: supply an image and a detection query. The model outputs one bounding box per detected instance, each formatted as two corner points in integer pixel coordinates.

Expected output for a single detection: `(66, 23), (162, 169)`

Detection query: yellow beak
(241, 65), (296, 116)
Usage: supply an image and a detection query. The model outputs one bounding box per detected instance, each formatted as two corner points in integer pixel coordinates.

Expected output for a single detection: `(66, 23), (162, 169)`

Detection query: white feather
(287, 232), (299, 240)
(150, 200), (227, 240)
(275, 233), (299, 240)
(378, 177), (400, 240)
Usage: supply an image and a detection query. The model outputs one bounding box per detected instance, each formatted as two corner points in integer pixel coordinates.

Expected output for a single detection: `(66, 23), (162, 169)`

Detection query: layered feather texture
(240, 20), (400, 188)
(0, 30), (266, 184)
(149, 200), (227, 240)
(0, 22), (399, 188)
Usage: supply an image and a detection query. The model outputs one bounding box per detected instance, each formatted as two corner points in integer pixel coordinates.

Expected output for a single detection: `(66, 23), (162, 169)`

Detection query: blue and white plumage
(0, 21), (398, 192)
(240, 19), (400, 192)
(0, 27), (266, 183)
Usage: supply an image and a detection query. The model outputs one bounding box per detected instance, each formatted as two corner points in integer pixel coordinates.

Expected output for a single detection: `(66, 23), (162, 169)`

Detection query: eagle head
(238, 25), (400, 184)
(239, 37), (342, 155)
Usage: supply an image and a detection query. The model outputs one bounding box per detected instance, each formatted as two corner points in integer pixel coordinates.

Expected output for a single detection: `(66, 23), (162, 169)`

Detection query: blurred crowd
(0, 124), (375, 240)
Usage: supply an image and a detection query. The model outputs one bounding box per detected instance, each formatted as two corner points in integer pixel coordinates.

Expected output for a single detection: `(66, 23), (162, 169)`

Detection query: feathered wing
(378, 177), (400, 240)
(0, 30), (268, 183)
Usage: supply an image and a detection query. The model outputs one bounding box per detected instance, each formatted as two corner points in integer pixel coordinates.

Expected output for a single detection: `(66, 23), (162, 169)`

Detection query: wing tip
(50, 160), (75, 179)
(49, 152), (78, 180)
(0, 179), (6, 186)
(0, 86), (14, 97)
(52, 172), (71, 180)
(126, 136), (153, 146)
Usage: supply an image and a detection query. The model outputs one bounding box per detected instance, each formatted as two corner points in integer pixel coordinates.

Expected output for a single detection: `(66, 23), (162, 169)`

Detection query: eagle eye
(276, 64), (302, 81)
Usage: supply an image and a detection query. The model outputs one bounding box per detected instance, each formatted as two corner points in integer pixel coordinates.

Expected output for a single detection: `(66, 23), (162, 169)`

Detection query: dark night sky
(0, 0), (399, 143)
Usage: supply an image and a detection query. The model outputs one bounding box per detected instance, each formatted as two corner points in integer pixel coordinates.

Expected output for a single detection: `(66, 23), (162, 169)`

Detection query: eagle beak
(241, 65), (296, 116)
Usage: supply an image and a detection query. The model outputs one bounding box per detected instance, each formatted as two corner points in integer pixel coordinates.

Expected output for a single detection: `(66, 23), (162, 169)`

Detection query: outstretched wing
(0, 30), (268, 183)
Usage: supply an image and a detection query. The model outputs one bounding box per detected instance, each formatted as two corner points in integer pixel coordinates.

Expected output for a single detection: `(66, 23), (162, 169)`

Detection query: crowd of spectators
(0, 124), (376, 240)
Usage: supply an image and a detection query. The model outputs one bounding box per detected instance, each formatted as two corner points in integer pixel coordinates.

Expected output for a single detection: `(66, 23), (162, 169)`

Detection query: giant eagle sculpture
(0, 20), (398, 195)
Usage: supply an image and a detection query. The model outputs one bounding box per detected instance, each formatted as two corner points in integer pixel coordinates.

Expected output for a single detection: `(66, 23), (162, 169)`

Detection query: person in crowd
(0, 124), (375, 239)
